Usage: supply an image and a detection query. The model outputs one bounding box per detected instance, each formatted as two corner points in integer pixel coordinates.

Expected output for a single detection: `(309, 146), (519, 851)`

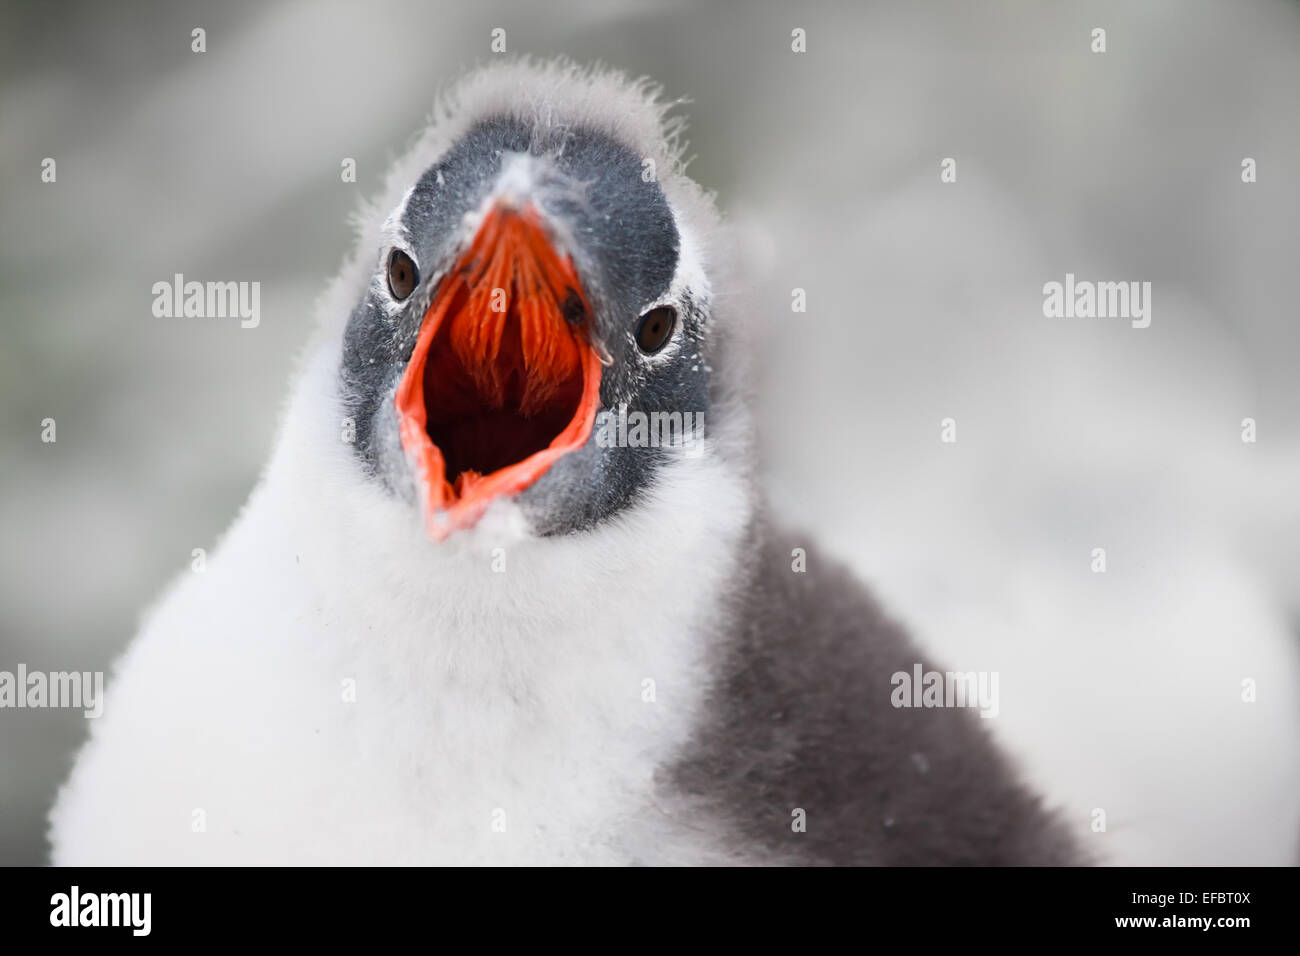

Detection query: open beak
(394, 203), (603, 540)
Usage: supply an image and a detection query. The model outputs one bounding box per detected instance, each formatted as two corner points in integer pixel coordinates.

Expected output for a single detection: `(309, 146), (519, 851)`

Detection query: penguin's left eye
(636, 306), (677, 354)
(387, 249), (418, 301)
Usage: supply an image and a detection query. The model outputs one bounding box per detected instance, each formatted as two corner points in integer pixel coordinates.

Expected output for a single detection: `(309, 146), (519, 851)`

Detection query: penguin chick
(49, 59), (1080, 865)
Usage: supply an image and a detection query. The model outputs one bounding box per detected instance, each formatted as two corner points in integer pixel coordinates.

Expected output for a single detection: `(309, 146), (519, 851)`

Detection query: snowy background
(2, 0), (1299, 864)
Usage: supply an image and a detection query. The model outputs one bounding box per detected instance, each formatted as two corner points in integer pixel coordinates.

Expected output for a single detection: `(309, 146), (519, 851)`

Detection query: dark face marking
(339, 117), (712, 536)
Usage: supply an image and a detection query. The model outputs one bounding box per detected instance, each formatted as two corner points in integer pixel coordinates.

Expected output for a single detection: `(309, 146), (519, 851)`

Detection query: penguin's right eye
(387, 249), (418, 301)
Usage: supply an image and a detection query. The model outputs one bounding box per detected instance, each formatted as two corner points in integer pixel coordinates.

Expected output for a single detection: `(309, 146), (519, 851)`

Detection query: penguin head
(337, 61), (737, 541)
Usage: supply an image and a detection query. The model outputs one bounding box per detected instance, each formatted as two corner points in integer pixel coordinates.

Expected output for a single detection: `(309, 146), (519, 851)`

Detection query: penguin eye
(387, 249), (418, 301)
(635, 306), (676, 354)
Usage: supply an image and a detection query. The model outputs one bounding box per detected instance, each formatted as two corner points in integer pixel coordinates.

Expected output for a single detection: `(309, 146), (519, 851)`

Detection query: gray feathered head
(316, 59), (750, 540)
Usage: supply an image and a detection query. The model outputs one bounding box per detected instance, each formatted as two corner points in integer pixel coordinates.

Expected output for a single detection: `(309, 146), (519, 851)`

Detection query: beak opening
(394, 203), (603, 540)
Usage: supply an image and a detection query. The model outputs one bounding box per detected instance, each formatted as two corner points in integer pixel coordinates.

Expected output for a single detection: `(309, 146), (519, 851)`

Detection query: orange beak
(394, 203), (603, 539)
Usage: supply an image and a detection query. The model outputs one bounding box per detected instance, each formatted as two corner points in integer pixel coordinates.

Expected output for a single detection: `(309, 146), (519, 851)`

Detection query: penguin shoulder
(670, 520), (1084, 865)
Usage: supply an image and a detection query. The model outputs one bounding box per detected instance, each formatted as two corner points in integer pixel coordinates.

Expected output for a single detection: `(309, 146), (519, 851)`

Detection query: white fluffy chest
(52, 435), (751, 866)
(318, 553), (718, 865)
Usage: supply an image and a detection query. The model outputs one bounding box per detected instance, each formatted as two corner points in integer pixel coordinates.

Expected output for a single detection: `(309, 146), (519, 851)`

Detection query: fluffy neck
(245, 343), (756, 689)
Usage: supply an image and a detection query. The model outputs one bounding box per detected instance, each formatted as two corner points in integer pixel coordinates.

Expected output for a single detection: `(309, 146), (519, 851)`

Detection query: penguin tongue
(394, 203), (602, 540)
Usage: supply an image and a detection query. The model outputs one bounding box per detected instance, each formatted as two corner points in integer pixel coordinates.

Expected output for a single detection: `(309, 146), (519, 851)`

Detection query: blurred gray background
(3, 0), (1299, 865)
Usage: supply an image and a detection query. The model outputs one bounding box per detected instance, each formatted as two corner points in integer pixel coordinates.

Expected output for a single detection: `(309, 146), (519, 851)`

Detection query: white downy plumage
(49, 58), (1300, 867)
(50, 61), (753, 865)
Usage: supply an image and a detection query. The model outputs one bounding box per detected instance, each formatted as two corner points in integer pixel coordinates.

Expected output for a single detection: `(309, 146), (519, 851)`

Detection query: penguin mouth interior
(394, 204), (602, 540)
